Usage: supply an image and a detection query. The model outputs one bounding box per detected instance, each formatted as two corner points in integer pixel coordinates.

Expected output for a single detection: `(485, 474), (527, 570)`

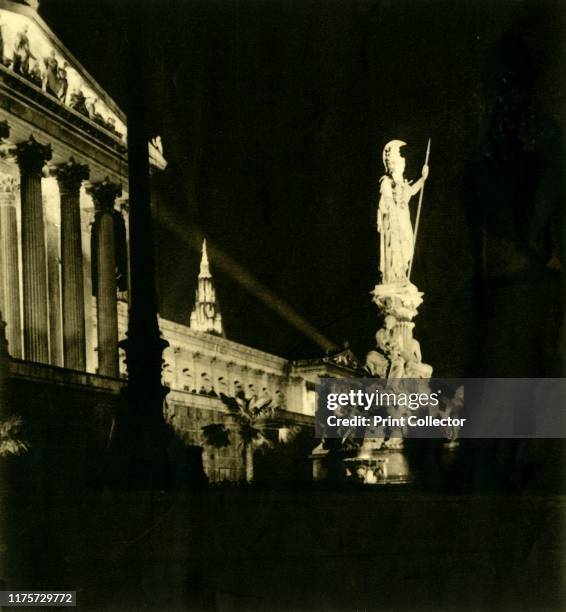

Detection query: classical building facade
(0, 0), (360, 483)
(0, 0), (165, 376)
(116, 240), (361, 481)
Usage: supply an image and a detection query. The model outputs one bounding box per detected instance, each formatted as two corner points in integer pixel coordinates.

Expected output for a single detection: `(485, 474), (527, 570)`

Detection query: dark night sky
(39, 0), (566, 375)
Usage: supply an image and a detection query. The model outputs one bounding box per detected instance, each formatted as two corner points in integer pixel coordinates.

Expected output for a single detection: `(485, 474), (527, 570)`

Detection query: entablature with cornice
(158, 316), (289, 373)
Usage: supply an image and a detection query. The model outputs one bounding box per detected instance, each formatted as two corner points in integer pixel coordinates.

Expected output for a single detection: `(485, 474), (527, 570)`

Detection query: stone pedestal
(350, 279), (433, 484)
(15, 136), (52, 364)
(368, 280), (433, 383)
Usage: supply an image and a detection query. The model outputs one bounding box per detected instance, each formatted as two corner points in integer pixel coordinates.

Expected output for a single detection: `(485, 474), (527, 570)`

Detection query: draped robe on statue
(377, 176), (415, 283)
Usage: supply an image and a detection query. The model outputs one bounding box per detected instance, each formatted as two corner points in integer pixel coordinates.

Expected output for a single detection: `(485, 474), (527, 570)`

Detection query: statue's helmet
(382, 140), (407, 172)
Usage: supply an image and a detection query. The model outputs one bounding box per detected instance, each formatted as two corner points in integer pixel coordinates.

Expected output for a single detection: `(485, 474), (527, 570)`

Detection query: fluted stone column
(80, 206), (96, 374)
(15, 136), (52, 364)
(87, 178), (121, 377)
(53, 159), (89, 370)
(0, 176), (22, 358)
(46, 215), (62, 367)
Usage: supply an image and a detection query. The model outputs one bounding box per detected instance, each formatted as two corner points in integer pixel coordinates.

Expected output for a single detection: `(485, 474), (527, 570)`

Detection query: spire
(189, 239), (224, 336)
(199, 238), (210, 277)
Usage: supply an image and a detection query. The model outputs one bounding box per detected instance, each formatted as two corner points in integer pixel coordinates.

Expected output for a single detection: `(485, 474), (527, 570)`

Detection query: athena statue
(377, 140), (428, 283)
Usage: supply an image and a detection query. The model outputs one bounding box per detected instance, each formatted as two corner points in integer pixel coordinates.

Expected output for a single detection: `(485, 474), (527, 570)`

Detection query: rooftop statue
(13, 24), (34, 76)
(0, 8), (125, 140)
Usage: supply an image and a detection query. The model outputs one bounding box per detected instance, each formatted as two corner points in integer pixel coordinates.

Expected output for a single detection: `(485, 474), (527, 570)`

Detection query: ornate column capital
(15, 136), (52, 175)
(0, 176), (19, 200)
(86, 177), (122, 213)
(52, 157), (90, 195)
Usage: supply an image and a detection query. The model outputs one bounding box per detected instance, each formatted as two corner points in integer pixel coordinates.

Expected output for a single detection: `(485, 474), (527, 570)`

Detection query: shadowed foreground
(5, 486), (565, 611)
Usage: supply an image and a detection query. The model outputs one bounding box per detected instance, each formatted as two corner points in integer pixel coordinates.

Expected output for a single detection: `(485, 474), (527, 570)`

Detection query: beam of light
(153, 208), (339, 352)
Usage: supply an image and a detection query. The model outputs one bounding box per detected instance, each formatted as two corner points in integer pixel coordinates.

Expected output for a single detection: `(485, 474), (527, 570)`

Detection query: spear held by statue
(408, 138), (431, 279)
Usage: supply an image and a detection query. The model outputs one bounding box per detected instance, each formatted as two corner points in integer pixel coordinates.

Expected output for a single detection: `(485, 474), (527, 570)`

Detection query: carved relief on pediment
(0, 8), (126, 140)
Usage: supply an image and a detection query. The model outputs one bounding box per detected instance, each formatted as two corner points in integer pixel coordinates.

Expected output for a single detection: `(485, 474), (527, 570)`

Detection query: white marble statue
(364, 350), (388, 378)
(375, 314), (398, 356)
(377, 140), (428, 284)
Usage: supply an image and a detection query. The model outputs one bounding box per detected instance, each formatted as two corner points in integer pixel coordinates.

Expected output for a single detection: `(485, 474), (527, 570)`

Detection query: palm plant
(0, 319), (29, 458)
(202, 391), (274, 483)
(0, 415), (29, 457)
